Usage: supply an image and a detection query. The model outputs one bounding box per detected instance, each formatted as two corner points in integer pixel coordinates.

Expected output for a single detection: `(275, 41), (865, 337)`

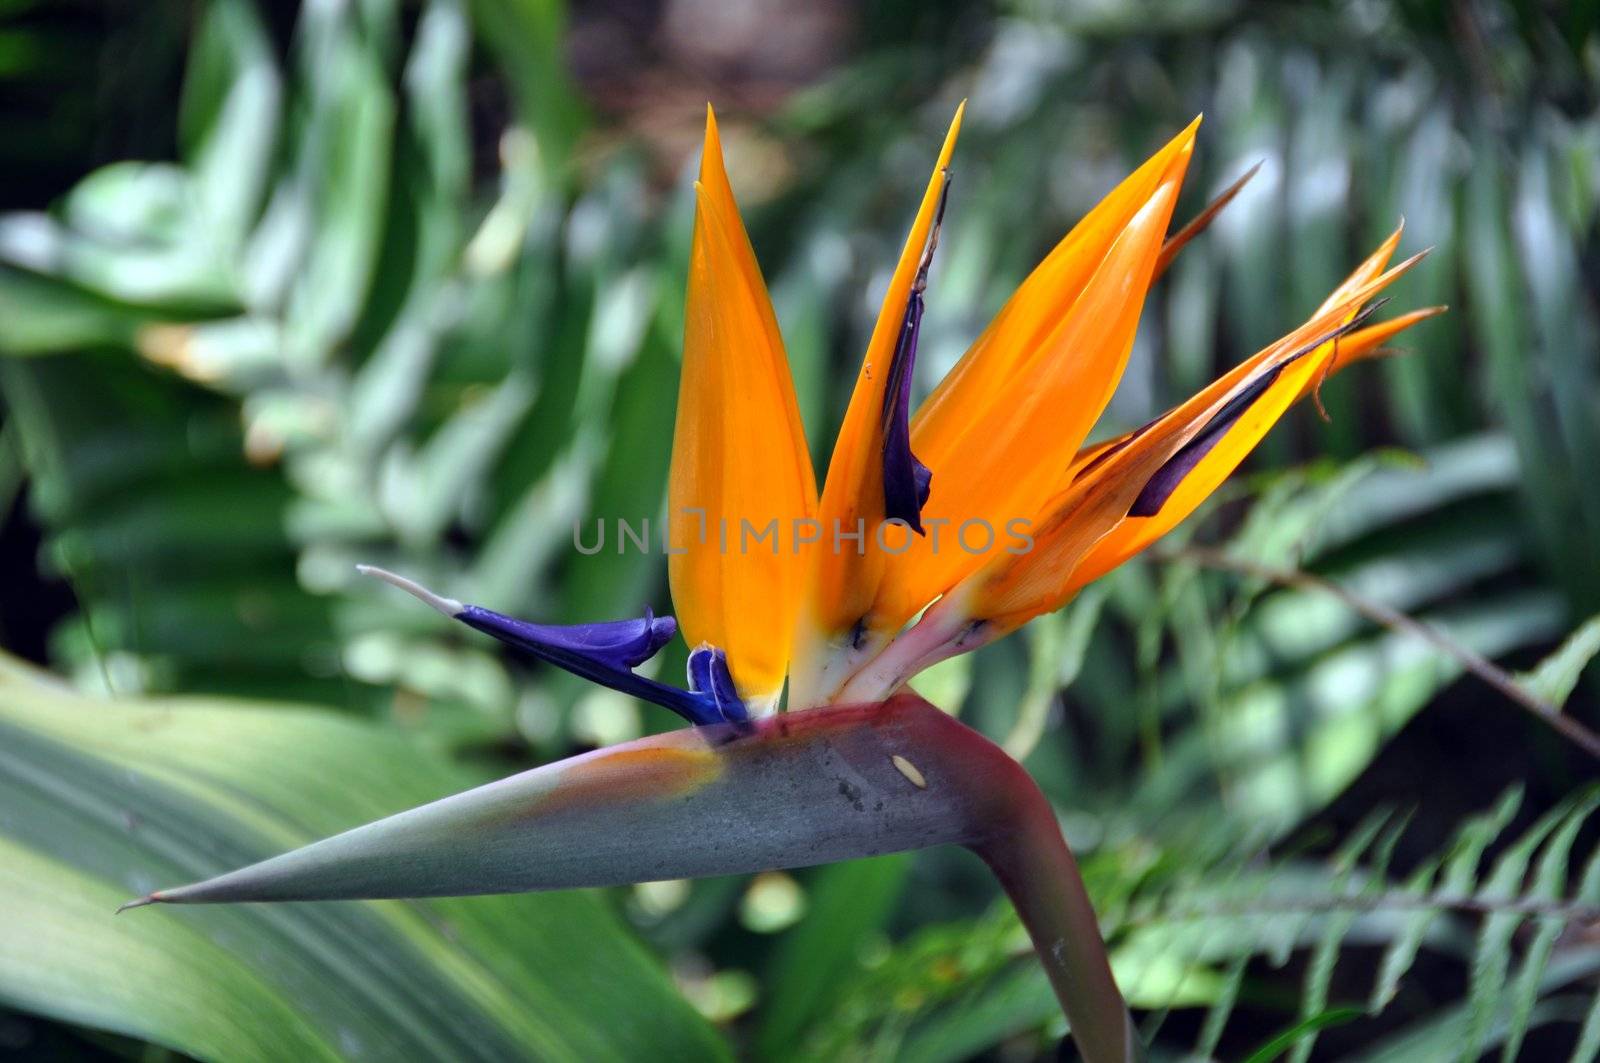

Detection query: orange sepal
(667, 106), (818, 707)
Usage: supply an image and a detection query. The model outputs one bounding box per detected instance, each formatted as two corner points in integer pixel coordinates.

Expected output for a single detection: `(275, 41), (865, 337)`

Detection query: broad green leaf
(0, 657), (728, 1062)
(179, 0), (281, 251)
(0, 267), (149, 355)
(466, 0), (585, 179)
(756, 855), (911, 1060)
(280, 22), (394, 368)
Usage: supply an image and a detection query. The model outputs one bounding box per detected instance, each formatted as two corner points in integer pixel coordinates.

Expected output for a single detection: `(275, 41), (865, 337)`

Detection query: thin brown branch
(1155, 545), (1600, 762)
(1135, 891), (1600, 927)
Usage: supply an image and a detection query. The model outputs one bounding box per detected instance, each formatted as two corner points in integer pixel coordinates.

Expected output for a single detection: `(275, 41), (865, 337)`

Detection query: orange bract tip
(1316, 221), (1406, 315)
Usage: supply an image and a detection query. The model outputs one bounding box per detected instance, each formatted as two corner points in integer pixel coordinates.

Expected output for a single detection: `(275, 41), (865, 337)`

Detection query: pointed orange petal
(1062, 221), (1416, 470)
(1315, 221), (1405, 315)
(1152, 160), (1262, 280)
(961, 246), (1429, 631)
(1309, 304), (1447, 384)
(803, 105), (964, 630)
(1061, 232), (1431, 484)
(870, 119), (1200, 632)
(667, 108), (817, 708)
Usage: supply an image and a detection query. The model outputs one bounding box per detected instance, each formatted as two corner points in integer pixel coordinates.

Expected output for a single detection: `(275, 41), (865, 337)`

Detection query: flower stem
(967, 749), (1141, 1063)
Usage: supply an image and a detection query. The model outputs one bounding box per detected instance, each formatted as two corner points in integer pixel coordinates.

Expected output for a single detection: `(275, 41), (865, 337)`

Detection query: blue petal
(457, 608), (676, 671)
(457, 605), (724, 727)
(358, 566), (730, 726)
(687, 645), (748, 724)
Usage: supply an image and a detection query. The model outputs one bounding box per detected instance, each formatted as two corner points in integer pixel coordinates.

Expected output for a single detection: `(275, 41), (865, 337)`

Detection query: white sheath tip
(890, 754), (927, 789)
(356, 564), (464, 617)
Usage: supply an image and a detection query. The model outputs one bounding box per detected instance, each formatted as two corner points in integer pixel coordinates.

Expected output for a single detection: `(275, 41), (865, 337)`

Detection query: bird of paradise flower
(123, 104), (1439, 1062)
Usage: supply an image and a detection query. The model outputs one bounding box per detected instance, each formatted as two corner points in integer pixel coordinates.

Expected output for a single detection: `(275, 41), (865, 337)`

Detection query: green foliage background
(1, 0), (1598, 1059)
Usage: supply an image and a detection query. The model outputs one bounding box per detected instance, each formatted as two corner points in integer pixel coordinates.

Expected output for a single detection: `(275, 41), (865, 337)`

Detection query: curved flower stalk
(126, 105), (1441, 1062)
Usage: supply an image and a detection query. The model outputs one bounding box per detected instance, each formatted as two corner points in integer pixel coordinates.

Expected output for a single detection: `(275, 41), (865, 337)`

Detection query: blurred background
(1, 0), (1598, 1059)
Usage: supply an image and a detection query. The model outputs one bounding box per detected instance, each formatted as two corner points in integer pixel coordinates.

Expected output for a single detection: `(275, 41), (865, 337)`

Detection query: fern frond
(1102, 785), (1600, 1059)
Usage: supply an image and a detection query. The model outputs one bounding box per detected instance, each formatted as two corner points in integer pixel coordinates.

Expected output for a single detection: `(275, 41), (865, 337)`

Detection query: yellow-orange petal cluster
(663, 104), (1439, 712)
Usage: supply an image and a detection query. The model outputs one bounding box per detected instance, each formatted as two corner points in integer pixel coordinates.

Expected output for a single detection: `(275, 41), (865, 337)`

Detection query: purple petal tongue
(880, 173), (951, 535)
(881, 290), (934, 531)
